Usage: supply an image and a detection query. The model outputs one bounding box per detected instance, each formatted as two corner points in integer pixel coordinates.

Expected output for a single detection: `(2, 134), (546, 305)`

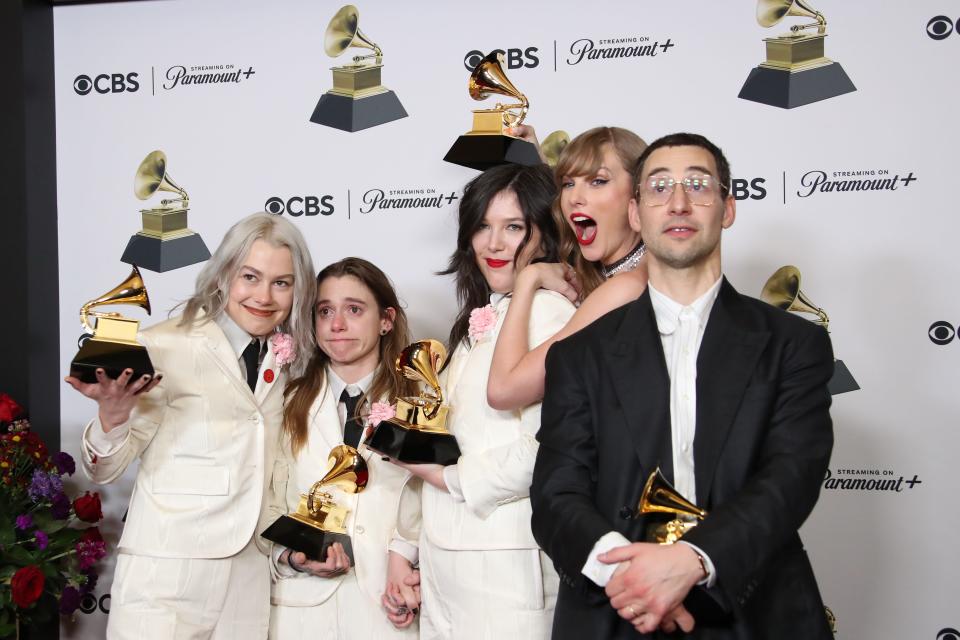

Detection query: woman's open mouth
(570, 213), (597, 246)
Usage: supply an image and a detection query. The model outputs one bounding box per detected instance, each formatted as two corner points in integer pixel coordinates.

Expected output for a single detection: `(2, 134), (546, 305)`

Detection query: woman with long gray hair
(66, 211), (315, 639)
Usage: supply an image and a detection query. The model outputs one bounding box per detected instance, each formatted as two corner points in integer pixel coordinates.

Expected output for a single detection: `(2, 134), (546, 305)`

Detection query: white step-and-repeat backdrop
(53, 0), (959, 637)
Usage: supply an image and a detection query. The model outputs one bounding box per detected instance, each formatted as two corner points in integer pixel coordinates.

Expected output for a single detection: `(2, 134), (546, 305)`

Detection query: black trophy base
(829, 359), (859, 395)
(261, 515), (355, 564)
(366, 419), (461, 465)
(121, 233), (211, 273)
(444, 135), (542, 171)
(70, 339), (155, 384)
(738, 62), (856, 109)
(310, 90), (408, 132)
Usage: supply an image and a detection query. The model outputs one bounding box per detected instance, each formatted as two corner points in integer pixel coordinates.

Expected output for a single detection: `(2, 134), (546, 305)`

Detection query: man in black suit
(531, 133), (834, 639)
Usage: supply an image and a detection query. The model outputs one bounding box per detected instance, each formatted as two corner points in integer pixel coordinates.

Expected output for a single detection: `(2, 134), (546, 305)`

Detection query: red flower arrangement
(0, 392), (107, 636)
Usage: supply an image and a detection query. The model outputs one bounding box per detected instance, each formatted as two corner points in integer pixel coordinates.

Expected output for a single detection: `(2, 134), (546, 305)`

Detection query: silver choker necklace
(602, 243), (646, 279)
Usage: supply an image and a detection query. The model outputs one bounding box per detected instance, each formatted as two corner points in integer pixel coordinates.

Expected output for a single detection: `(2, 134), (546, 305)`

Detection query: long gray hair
(179, 212), (316, 377)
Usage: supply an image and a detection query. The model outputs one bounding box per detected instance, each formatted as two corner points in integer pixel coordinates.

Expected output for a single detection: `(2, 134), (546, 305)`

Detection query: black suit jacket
(531, 279), (834, 639)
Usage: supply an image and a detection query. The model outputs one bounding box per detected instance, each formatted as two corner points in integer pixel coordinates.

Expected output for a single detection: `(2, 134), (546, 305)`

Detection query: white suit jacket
(262, 378), (413, 608)
(81, 313), (286, 559)
(420, 290), (575, 550)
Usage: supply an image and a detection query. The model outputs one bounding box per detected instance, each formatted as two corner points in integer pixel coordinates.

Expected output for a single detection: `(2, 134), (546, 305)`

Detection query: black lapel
(694, 279), (770, 505)
(605, 291), (674, 482)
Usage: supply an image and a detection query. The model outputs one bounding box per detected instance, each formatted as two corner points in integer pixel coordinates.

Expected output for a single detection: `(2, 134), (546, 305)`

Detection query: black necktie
(340, 388), (363, 448)
(241, 339), (260, 392)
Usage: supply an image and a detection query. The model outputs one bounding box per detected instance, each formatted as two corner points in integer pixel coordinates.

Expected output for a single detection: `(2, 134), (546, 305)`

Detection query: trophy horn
(469, 51), (529, 128)
(756, 0), (826, 33)
(396, 340), (447, 411)
(760, 265), (830, 328)
(134, 150), (188, 206)
(324, 4), (382, 60)
(317, 444), (369, 495)
(79, 265), (152, 335)
(637, 467), (706, 520)
(541, 130), (570, 168)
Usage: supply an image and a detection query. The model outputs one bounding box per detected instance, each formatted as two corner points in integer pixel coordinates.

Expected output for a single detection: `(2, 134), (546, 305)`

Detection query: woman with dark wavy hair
(263, 257), (421, 640)
(384, 163), (576, 639)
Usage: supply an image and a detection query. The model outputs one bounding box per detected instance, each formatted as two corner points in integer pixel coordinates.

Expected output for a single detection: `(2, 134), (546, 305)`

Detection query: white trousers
(269, 571), (418, 640)
(106, 538), (270, 640)
(418, 537), (558, 640)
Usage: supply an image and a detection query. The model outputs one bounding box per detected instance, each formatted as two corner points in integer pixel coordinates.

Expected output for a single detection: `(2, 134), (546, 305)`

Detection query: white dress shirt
(581, 277), (723, 588)
(86, 312), (258, 455)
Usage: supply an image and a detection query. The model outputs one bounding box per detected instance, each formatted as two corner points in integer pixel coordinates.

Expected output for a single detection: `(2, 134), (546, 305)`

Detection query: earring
(380, 328), (389, 336)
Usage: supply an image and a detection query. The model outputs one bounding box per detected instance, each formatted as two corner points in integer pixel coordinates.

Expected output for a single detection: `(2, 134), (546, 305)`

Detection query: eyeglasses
(638, 174), (723, 206)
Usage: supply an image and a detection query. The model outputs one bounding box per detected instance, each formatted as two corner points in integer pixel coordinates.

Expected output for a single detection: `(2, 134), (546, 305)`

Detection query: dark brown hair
(282, 258), (416, 457)
(439, 163), (560, 353)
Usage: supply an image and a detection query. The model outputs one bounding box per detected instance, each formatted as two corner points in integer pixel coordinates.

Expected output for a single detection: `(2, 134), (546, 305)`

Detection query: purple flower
(79, 568), (98, 595)
(34, 530), (49, 550)
(27, 469), (62, 502)
(50, 492), (71, 520)
(59, 586), (81, 615)
(52, 451), (76, 476)
(15, 514), (33, 530)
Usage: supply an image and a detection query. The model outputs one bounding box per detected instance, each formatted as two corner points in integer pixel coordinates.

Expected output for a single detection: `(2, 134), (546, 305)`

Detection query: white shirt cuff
(85, 418), (131, 457)
(271, 544), (299, 579)
(679, 540), (717, 588)
(388, 538), (419, 565)
(581, 530), (632, 587)
(442, 465), (465, 502)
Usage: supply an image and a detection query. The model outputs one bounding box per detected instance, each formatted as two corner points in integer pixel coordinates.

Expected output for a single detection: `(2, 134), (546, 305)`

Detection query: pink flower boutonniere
(468, 304), (498, 342)
(271, 332), (296, 367)
(367, 402), (396, 428)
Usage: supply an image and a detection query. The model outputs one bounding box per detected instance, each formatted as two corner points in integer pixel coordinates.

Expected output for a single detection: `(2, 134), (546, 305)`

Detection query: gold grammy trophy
(443, 51), (542, 170)
(738, 0), (855, 109)
(120, 150), (210, 273)
(366, 340), (461, 465)
(69, 265), (155, 384)
(261, 444), (369, 563)
(310, 4), (407, 132)
(761, 265), (859, 394)
(635, 467), (707, 544)
(541, 130), (571, 168)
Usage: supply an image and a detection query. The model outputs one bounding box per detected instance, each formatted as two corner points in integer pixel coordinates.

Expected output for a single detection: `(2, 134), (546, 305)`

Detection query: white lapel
(255, 337), (283, 405)
(192, 313), (258, 411)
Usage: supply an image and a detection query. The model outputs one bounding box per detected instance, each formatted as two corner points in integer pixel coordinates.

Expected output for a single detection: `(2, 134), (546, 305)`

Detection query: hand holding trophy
(262, 444), (369, 564)
(444, 51), (542, 171)
(366, 340), (461, 465)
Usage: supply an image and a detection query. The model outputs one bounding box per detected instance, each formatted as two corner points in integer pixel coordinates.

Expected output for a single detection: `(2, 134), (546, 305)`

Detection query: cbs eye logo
(937, 628), (960, 640)
(928, 321), (959, 345)
(926, 16), (960, 40)
(463, 47), (539, 71)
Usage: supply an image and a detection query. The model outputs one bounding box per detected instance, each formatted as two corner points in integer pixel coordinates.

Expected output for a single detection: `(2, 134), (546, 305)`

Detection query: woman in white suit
(264, 257), (421, 639)
(386, 164), (576, 639)
(66, 212), (316, 639)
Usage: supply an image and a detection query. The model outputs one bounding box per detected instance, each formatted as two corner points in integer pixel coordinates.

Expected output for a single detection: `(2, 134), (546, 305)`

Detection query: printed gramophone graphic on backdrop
(761, 265), (859, 394)
(444, 51), (541, 171)
(69, 265), (155, 384)
(309, 4), (407, 132)
(261, 444), (368, 563)
(120, 150), (210, 273)
(366, 340), (461, 465)
(738, 0), (856, 109)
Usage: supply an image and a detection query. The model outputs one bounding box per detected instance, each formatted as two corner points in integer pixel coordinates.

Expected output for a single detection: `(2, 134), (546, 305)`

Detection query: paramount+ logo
(264, 195), (334, 217)
(73, 72), (140, 96)
(463, 47), (539, 71)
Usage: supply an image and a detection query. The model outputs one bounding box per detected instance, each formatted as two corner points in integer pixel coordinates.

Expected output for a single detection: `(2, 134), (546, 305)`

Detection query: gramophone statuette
(738, 0), (855, 109)
(120, 150), (210, 273)
(69, 265), (155, 384)
(443, 51), (542, 171)
(309, 4), (407, 132)
(635, 467), (707, 545)
(760, 265), (859, 394)
(261, 444), (368, 563)
(366, 340), (461, 465)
